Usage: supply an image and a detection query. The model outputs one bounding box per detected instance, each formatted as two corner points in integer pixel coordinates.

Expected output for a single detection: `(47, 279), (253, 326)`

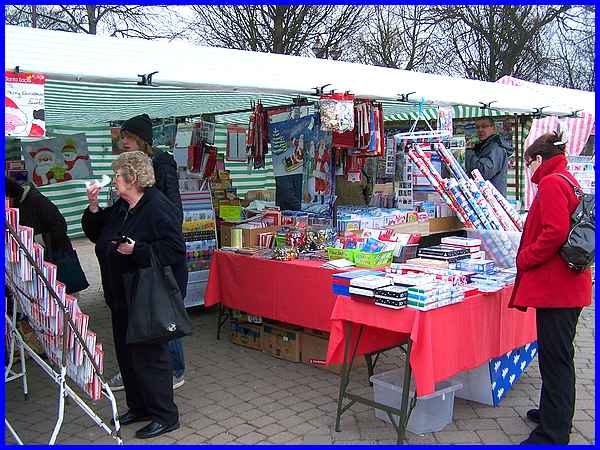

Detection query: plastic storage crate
(354, 250), (394, 268)
(370, 369), (463, 434)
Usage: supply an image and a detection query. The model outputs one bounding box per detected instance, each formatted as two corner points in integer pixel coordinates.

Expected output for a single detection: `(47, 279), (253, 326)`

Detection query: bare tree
(353, 6), (441, 71)
(5, 5), (185, 40)
(435, 5), (572, 81)
(187, 5), (364, 58)
(544, 6), (595, 91)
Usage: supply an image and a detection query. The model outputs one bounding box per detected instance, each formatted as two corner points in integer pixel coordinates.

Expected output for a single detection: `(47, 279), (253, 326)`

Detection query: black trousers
(528, 307), (581, 444)
(111, 306), (179, 426)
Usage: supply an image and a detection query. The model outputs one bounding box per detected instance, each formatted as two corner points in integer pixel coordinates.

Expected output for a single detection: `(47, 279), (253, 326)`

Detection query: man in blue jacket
(465, 117), (513, 198)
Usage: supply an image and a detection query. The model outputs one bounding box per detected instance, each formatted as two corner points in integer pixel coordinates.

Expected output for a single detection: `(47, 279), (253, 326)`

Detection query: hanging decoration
(247, 102), (269, 169)
(319, 92), (354, 133)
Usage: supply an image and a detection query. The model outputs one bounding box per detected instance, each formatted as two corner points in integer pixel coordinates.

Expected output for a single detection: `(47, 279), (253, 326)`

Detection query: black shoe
(135, 421), (180, 439)
(526, 408), (541, 424)
(111, 411), (151, 426)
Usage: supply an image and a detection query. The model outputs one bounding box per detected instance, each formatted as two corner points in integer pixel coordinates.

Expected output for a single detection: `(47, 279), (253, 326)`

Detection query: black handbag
(47, 247), (90, 295)
(555, 174), (595, 272)
(123, 249), (193, 345)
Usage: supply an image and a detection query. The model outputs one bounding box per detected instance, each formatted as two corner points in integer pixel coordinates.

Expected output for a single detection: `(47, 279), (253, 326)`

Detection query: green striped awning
(34, 80), (534, 237)
(382, 104), (511, 122)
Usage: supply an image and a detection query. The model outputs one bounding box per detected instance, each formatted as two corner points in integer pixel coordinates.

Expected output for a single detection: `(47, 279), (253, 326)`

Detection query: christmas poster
(5, 71), (46, 138)
(22, 133), (92, 186)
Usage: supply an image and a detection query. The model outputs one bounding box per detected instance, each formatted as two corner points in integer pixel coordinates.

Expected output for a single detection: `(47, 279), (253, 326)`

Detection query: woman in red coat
(509, 132), (592, 445)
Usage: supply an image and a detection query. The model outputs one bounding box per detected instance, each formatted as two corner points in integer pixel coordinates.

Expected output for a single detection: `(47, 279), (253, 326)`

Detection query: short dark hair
(475, 117), (495, 128)
(524, 132), (565, 162)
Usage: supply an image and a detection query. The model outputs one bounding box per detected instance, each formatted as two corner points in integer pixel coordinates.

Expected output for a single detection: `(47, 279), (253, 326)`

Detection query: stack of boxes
(441, 236), (484, 260)
(229, 313), (364, 373)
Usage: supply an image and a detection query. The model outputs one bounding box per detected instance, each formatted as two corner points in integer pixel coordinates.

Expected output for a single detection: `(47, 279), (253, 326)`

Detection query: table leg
(335, 321), (353, 432)
(365, 353), (374, 385)
(216, 304), (230, 340)
(396, 339), (413, 444)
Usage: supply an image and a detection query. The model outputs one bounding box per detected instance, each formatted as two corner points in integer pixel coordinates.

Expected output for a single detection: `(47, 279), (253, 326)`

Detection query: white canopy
(5, 25), (595, 117)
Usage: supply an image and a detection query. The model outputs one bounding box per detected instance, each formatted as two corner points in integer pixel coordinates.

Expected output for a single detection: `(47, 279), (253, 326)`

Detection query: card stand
(5, 289), (28, 401)
(4, 223), (123, 445)
(180, 182), (218, 308)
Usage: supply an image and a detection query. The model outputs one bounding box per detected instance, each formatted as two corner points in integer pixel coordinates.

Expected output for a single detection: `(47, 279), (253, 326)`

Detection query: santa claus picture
(25, 145), (62, 186)
(61, 136), (92, 179)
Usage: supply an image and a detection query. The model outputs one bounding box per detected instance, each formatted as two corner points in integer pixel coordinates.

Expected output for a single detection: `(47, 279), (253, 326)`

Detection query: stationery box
(263, 323), (302, 362)
(230, 321), (263, 351)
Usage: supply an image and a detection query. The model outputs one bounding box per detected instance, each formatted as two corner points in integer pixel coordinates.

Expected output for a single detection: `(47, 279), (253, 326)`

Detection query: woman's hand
(87, 183), (100, 213)
(116, 239), (135, 255)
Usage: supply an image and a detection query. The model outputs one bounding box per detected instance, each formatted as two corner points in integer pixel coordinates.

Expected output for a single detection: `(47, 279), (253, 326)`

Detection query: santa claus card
(5, 71), (46, 138)
(21, 133), (92, 186)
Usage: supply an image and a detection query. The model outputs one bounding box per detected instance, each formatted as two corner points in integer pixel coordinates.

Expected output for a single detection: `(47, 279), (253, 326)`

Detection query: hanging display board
(21, 133), (93, 186)
(5, 71), (46, 138)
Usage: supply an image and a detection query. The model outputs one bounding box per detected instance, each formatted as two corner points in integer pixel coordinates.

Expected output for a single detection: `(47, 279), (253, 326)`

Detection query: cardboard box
(221, 224), (279, 248)
(386, 221), (429, 236)
(300, 330), (366, 374)
(428, 216), (464, 233)
(230, 321), (263, 351)
(263, 323), (302, 362)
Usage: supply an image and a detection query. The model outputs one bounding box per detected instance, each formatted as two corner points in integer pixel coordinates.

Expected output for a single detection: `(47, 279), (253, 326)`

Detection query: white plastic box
(370, 369), (463, 435)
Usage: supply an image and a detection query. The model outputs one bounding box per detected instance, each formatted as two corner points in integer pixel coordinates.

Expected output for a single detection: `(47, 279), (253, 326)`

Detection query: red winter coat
(509, 154), (592, 310)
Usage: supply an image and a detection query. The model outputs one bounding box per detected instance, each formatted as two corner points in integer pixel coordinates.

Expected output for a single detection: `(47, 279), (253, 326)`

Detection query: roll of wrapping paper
(457, 179), (494, 230)
(434, 142), (470, 181)
(407, 149), (473, 228)
(445, 179), (482, 228)
(415, 145), (485, 228)
(474, 179), (518, 232)
(465, 179), (501, 230)
(471, 169), (523, 231)
(409, 147), (474, 227)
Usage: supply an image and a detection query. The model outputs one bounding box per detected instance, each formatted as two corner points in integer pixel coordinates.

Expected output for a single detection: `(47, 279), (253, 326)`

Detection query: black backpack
(555, 174), (595, 272)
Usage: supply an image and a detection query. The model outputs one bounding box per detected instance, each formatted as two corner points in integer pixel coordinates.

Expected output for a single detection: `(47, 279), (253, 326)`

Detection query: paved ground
(5, 239), (595, 445)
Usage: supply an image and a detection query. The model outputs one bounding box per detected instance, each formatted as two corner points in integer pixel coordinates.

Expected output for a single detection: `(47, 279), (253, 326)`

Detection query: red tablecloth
(326, 286), (537, 396)
(204, 251), (341, 331)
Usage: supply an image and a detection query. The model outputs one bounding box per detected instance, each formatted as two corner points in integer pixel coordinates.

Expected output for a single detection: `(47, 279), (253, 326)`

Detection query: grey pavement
(5, 239), (595, 445)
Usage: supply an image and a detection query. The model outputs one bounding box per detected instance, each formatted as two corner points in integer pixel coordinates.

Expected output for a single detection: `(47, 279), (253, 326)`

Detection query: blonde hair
(112, 150), (155, 189)
(120, 130), (154, 156)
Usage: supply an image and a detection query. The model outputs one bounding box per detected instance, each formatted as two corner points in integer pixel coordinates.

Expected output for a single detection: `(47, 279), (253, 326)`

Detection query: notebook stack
(348, 275), (393, 303)
(417, 244), (472, 264)
(331, 270), (385, 296)
(441, 237), (484, 260)
(373, 285), (408, 309)
(407, 281), (465, 311)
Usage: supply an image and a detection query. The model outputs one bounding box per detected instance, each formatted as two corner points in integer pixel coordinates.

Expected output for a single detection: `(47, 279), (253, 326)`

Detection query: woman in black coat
(82, 151), (186, 439)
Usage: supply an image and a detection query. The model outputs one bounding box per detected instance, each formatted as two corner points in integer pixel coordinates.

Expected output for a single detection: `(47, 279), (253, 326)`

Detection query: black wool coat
(82, 187), (187, 311)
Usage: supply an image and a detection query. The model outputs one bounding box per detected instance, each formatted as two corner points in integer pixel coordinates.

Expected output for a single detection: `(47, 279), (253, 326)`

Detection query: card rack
(4, 220), (123, 445)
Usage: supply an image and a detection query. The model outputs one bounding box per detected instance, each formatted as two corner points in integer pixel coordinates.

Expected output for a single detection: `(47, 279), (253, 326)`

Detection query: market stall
(5, 24), (595, 443)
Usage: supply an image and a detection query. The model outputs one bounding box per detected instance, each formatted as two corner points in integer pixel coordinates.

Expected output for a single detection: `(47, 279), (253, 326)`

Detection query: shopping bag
(123, 249), (192, 345)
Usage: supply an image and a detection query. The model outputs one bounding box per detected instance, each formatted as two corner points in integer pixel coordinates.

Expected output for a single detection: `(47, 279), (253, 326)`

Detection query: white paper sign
(5, 71), (46, 137)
